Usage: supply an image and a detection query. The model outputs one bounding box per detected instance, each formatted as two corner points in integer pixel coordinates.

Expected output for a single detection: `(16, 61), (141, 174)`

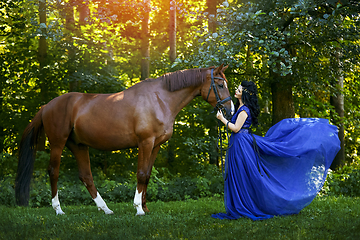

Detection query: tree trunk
(0, 67), (4, 152)
(167, 139), (175, 169)
(207, 0), (219, 165)
(166, 1), (177, 167)
(270, 44), (295, 125)
(246, 45), (254, 81)
(38, 0), (47, 103)
(330, 50), (345, 169)
(207, 0), (218, 33)
(37, 0), (47, 151)
(208, 122), (219, 166)
(271, 78), (295, 125)
(78, 2), (88, 25)
(78, 2), (90, 87)
(169, 0), (176, 62)
(141, 0), (150, 80)
(66, 1), (76, 91)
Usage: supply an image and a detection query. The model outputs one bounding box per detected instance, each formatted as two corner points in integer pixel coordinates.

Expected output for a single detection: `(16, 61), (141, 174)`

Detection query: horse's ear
(222, 65), (229, 72)
(214, 64), (224, 75)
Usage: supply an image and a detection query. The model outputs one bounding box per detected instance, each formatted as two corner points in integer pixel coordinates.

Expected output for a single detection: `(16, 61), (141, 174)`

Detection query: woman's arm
(216, 110), (248, 133)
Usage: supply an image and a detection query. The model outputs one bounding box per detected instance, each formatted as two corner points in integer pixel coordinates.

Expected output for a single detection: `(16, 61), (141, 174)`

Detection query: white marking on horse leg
(52, 191), (65, 215)
(133, 187), (145, 216)
(231, 101), (235, 115)
(93, 192), (114, 214)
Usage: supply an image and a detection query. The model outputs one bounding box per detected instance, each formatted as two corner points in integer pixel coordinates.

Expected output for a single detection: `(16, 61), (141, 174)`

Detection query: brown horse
(15, 64), (234, 215)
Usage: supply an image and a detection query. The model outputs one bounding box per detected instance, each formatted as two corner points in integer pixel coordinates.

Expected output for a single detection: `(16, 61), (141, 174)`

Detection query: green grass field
(1, 196), (359, 240)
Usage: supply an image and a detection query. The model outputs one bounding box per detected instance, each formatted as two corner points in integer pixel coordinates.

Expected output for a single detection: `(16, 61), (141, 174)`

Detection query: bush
(0, 164), (224, 207)
(322, 164), (360, 197)
(3, 154), (360, 208)
(0, 177), (16, 206)
(0, 153), (18, 177)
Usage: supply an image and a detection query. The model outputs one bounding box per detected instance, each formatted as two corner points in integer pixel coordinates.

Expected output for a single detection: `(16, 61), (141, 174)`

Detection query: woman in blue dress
(212, 81), (340, 220)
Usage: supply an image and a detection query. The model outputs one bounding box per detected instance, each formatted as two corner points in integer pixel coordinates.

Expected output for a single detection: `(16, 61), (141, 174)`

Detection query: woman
(212, 81), (340, 220)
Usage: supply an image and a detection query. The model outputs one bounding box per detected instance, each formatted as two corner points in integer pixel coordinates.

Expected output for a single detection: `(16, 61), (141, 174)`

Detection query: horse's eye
(218, 84), (224, 88)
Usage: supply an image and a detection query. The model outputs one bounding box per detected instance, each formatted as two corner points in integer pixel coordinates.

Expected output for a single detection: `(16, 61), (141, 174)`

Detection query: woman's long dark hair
(234, 81), (260, 126)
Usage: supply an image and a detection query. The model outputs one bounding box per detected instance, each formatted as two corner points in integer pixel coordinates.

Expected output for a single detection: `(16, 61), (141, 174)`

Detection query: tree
(207, 0), (218, 33)
(141, 0), (151, 80)
(65, 0), (77, 91)
(206, 0), (220, 165)
(167, 0), (177, 168)
(38, 0), (48, 102)
(77, 0), (90, 89)
(193, 0), (360, 167)
(169, 0), (177, 62)
(1, 0), (44, 151)
(330, 48), (345, 169)
(0, 53), (4, 151)
(37, 0), (48, 150)
(1, 0), (359, 176)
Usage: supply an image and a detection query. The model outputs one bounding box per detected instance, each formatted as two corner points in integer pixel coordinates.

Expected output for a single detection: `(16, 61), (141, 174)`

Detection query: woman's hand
(216, 110), (225, 121)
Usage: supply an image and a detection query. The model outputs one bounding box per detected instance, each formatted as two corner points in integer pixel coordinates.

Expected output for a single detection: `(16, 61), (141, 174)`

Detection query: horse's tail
(15, 105), (46, 206)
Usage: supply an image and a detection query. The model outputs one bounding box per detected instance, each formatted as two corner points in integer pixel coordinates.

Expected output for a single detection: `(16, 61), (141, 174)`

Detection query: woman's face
(234, 85), (243, 99)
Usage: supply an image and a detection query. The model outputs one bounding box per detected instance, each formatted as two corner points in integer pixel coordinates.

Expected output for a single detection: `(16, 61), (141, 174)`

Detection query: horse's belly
(91, 134), (137, 151)
(73, 124), (138, 151)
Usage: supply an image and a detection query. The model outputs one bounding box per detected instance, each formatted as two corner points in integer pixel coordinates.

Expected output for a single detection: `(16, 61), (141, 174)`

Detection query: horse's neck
(166, 86), (201, 116)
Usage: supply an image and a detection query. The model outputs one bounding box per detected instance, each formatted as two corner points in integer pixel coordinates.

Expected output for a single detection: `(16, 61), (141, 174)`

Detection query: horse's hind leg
(48, 146), (66, 215)
(66, 141), (114, 214)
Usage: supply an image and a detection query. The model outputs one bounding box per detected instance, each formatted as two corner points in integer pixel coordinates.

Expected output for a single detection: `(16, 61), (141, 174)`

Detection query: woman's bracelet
(226, 121), (230, 129)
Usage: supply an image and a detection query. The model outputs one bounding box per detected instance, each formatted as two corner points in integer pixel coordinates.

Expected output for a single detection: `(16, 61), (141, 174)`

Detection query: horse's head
(202, 64), (235, 120)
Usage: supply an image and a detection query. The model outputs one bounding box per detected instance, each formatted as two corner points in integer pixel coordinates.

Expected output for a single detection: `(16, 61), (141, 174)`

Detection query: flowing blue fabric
(212, 105), (340, 220)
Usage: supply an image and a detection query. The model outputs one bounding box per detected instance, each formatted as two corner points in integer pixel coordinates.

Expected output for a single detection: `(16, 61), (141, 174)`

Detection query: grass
(0, 196), (359, 240)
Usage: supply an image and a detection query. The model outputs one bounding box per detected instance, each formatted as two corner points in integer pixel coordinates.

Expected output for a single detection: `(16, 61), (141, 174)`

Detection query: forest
(1, 0), (360, 206)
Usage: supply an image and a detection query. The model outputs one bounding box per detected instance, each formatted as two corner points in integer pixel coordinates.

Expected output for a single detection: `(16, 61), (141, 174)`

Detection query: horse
(15, 64), (234, 215)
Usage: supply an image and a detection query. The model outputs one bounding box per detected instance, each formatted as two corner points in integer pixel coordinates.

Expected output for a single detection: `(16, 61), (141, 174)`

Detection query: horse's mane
(139, 68), (208, 92)
(160, 68), (208, 92)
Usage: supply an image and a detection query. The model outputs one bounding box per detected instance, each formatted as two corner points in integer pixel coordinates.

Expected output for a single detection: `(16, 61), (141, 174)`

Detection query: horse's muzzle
(216, 99), (234, 121)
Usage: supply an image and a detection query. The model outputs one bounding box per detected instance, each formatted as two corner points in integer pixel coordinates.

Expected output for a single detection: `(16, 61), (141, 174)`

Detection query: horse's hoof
(105, 210), (114, 215)
(98, 207), (114, 215)
(135, 208), (146, 216)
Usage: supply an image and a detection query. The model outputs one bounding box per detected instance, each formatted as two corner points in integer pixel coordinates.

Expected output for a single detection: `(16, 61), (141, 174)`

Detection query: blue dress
(212, 105), (340, 220)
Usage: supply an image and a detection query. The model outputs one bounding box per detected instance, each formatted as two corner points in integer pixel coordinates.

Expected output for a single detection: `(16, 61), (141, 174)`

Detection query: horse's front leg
(134, 142), (160, 216)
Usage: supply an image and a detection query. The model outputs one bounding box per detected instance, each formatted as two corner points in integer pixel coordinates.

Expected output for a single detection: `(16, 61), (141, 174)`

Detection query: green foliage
(2, 146), (360, 207)
(0, 196), (360, 239)
(1, 0), (360, 200)
(322, 163), (360, 197)
(160, 98), (220, 175)
(4, 156), (360, 207)
(185, 0), (360, 162)
(0, 163), (224, 207)
(0, 177), (15, 206)
(0, 153), (17, 177)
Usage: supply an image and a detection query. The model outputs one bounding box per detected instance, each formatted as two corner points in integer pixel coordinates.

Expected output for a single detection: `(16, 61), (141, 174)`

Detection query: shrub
(0, 164), (225, 207)
(4, 157), (360, 207)
(0, 153), (18, 177)
(322, 164), (360, 197)
(0, 177), (16, 206)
